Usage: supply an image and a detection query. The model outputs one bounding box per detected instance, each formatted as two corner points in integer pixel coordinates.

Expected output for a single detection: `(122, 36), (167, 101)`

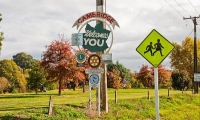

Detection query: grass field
(0, 88), (199, 120)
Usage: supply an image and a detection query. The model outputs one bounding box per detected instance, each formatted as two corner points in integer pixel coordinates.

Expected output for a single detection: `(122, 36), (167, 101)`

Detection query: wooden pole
(48, 96), (53, 116)
(115, 89), (117, 103)
(96, 0), (108, 112)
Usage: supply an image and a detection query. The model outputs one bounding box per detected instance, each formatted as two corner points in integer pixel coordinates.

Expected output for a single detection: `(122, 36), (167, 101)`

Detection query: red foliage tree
(40, 34), (84, 95)
(107, 69), (121, 89)
(151, 64), (172, 88)
(136, 64), (154, 88)
(73, 48), (92, 92)
(137, 64), (171, 88)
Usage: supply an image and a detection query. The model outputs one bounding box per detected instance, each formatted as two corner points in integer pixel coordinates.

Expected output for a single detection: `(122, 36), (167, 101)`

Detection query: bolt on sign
(136, 29), (175, 68)
(72, 11), (120, 53)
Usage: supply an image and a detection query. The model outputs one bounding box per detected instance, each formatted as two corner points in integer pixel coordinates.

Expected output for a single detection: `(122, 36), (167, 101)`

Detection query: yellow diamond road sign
(136, 29), (175, 68)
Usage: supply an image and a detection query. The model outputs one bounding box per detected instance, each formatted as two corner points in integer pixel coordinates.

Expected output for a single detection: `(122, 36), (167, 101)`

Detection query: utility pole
(96, 0), (108, 112)
(184, 15), (200, 94)
(0, 13), (3, 53)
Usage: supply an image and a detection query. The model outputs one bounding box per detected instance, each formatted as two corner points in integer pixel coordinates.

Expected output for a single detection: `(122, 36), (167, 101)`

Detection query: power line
(174, 0), (191, 17)
(164, 0), (193, 29)
(165, 0), (184, 17)
(187, 0), (200, 15)
(187, 29), (194, 36)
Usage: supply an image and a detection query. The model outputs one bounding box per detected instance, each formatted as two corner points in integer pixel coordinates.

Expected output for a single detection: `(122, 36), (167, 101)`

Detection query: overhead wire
(187, 0), (200, 35)
(173, 0), (191, 17)
(173, 0), (200, 35)
(187, 29), (194, 36)
(187, 0), (200, 15)
(164, 0), (193, 29)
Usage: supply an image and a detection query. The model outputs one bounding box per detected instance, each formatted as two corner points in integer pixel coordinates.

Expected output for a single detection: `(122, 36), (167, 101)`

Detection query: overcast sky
(0, 0), (200, 72)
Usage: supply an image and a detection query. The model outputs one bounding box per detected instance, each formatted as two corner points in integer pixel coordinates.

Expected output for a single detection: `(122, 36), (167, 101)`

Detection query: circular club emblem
(88, 54), (101, 68)
(75, 51), (87, 63)
(89, 74), (100, 87)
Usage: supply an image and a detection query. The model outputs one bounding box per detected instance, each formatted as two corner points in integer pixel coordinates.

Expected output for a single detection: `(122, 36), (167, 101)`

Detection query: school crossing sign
(136, 29), (175, 68)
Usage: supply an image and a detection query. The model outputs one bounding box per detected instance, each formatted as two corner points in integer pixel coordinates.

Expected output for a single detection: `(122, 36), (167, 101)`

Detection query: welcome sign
(72, 11), (119, 53)
(83, 22), (110, 52)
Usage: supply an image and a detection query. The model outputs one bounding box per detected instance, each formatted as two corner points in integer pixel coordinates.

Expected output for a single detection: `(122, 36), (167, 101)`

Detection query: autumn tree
(27, 61), (46, 94)
(136, 64), (154, 88)
(0, 59), (27, 92)
(107, 61), (132, 88)
(13, 52), (36, 70)
(115, 61), (132, 83)
(137, 64), (172, 88)
(151, 65), (172, 88)
(169, 37), (200, 91)
(40, 35), (78, 95)
(73, 48), (91, 92)
(0, 77), (11, 94)
(107, 63), (121, 89)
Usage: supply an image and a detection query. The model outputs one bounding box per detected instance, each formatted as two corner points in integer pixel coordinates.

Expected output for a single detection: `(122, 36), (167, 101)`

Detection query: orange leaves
(136, 64), (171, 87)
(169, 37), (200, 80)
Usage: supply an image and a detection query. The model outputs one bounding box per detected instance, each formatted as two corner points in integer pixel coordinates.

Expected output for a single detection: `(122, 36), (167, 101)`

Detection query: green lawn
(0, 88), (199, 120)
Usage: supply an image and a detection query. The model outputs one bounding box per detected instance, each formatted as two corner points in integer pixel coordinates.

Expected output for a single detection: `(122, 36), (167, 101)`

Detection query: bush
(45, 82), (57, 90)
(12, 88), (18, 93)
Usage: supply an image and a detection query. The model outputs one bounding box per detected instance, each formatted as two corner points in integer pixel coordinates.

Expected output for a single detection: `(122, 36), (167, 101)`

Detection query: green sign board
(136, 29), (175, 68)
(82, 22), (110, 52)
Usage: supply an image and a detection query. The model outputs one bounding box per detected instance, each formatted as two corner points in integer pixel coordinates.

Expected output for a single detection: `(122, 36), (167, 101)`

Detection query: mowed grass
(0, 88), (199, 120)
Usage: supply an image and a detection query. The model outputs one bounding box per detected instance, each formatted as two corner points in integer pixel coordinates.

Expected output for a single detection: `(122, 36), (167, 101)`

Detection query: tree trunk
(35, 88), (38, 94)
(58, 78), (62, 96)
(82, 80), (85, 93)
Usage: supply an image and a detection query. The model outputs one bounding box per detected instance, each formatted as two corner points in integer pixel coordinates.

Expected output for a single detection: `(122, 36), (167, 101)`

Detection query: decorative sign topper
(72, 11), (119, 29)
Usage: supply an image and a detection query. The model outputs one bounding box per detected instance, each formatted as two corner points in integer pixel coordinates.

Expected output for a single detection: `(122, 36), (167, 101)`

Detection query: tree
(40, 34), (77, 95)
(13, 52), (36, 70)
(136, 64), (154, 88)
(0, 59), (27, 92)
(171, 70), (191, 90)
(107, 64), (121, 89)
(137, 64), (172, 88)
(169, 37), (200, 90)
(0, 77), (11, 94)
(107, 62), (132, 89)
(73, 48), (91, 93)
(115, 61), (132, 83)
(151, 65), (172, 88)
(27, 61), (46, 94)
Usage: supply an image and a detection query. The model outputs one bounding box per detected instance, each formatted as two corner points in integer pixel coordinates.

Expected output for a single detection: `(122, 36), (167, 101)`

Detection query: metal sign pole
(98, 74), (101, 117)
(154, 67), (160, 120)
(89, 82), (92, 110)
